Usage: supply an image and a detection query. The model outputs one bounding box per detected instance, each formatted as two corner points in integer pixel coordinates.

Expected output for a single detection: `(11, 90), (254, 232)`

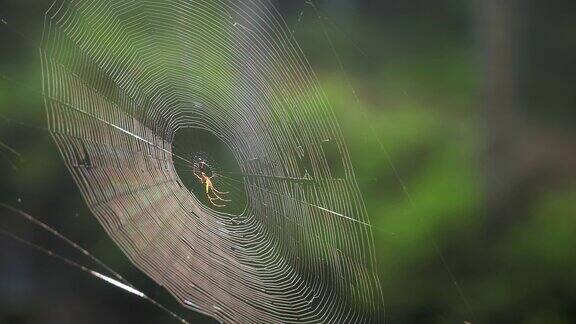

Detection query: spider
(193, 161), (230, 207)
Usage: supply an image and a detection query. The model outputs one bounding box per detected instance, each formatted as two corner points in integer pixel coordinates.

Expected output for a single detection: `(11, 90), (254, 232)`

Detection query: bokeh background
(1, 0), (576, 323)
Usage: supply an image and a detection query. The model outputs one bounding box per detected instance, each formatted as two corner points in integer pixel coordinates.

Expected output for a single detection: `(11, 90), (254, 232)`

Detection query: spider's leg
(192, 164), (203, 182)
(208, 200), (226, 208)
(212, 187), (229, 195)
(209, 176), (228, 195)
(207, 193), (226, 207)
(192, 171), (202, 182)
(212, 191), (231, 202)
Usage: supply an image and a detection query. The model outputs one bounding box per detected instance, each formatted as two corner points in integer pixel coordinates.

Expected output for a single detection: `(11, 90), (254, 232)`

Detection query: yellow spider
(193, 161), (230, 207)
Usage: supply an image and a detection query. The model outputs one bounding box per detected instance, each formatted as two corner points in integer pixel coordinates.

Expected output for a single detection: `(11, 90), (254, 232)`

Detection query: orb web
(40, 0), (384, 322)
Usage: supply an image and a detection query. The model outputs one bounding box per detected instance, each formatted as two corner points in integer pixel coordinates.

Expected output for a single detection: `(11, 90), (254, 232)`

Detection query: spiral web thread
(40, 0), (383, 322)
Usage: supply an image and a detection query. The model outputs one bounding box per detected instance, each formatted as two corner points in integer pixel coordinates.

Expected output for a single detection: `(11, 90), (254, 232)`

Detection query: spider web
(40, 0), (383, 322)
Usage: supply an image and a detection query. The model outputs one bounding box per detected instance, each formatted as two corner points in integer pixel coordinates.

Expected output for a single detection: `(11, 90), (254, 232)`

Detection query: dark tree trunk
(477, 0), (524, 227)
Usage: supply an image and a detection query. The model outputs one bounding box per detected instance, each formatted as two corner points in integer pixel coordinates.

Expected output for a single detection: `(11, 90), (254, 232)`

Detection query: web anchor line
(0, 204), (189, 324)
